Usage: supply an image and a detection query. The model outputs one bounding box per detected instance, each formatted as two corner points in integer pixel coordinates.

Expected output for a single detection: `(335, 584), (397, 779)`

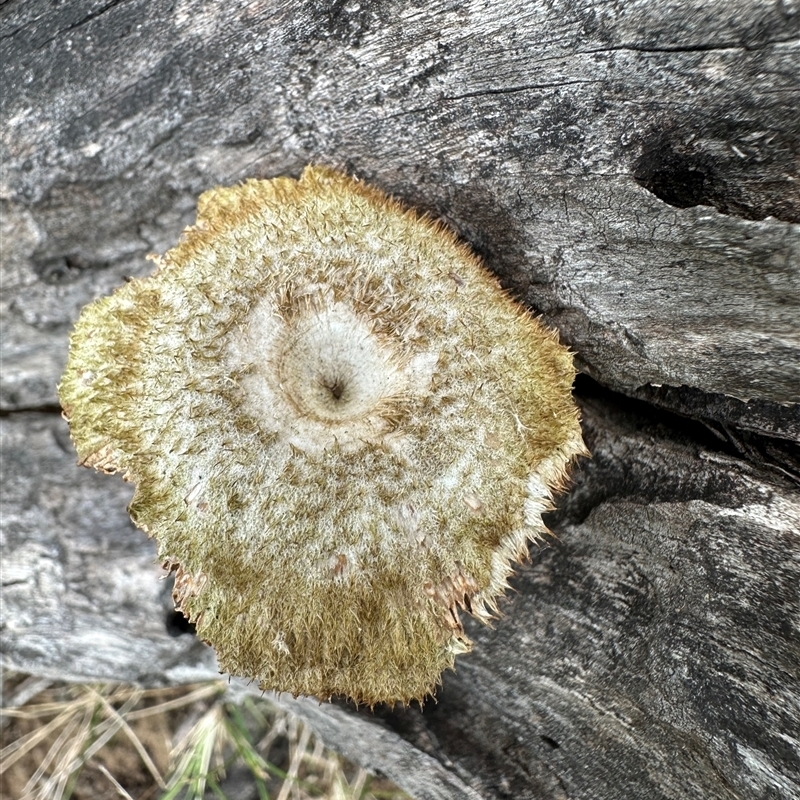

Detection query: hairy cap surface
(59, 166), (586, 704)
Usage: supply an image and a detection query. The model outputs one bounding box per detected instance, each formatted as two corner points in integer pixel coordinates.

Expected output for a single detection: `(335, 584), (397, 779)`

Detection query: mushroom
(59, 166), (586, 705)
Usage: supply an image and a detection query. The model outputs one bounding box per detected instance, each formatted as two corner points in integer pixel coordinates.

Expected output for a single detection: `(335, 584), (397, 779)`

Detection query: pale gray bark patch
(1, 1), (799, 798)
(0, 413), (216, 687)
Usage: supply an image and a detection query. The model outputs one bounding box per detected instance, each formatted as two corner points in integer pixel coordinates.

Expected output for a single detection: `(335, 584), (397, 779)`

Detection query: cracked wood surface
(1, 1), (799, 799)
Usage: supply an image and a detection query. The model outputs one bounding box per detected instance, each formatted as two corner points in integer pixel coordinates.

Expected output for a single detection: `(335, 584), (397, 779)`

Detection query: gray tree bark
(1, 2), (798, 799)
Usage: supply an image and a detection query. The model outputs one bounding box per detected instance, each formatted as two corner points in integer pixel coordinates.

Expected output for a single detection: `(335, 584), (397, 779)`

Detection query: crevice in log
(165, 610), (196, 638)
(0, 404), (63, 418)
(37, 0), (130, 48)
(633, 128), (800, 223)
(161, 573), (197, 638)
(575, 375), (800, 485)
(31, 252), (110, 285)
(584, 38), (800, 55)
(630, 382), (800, 442)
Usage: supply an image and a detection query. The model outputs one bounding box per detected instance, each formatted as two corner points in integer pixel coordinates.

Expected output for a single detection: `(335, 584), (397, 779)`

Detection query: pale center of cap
(277, 307), (402, 424)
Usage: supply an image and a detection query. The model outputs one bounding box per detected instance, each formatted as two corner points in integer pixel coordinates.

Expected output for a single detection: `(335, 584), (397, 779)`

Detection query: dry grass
(0, 670), (410, 800)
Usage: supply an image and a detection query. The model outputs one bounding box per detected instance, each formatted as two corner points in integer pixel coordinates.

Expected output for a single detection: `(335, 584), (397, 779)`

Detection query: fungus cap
(59, 166), (586, 705)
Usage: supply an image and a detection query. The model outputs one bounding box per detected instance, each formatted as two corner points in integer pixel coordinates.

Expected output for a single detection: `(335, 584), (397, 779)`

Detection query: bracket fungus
(59, 166), (586, 705)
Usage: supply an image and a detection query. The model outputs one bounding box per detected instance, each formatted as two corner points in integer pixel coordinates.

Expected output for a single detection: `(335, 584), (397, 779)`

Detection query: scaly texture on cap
(59, 166), (586, 705)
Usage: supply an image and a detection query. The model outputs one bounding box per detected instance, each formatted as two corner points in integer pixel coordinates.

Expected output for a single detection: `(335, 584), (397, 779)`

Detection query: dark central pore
(323, 376), (345, 401)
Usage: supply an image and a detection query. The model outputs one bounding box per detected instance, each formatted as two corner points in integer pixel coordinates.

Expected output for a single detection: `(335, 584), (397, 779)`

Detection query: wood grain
(2, 2), (798, 798)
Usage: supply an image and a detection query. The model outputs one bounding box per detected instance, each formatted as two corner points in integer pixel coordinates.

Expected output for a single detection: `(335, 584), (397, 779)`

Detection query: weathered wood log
(4, 393), (798, 799)
(2, 1), (798, 798)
